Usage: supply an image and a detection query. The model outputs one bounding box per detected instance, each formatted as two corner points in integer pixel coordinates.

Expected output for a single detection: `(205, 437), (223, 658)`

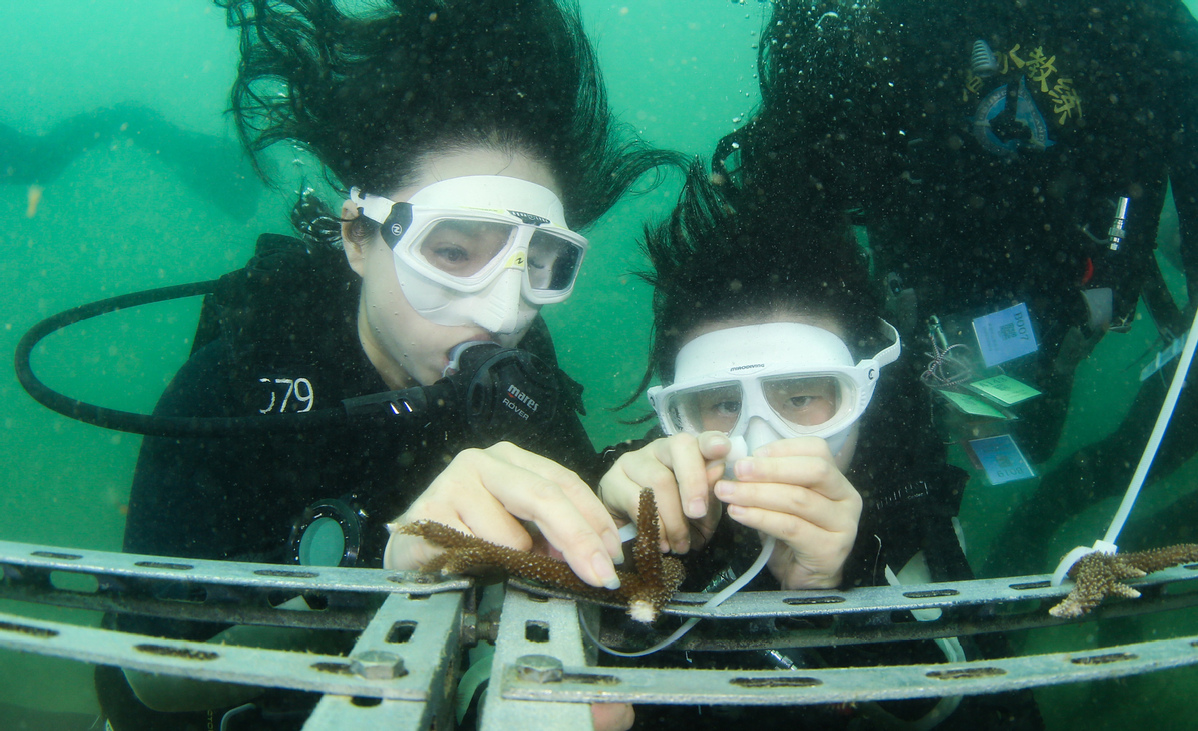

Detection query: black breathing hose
(14, 281), (349, 438)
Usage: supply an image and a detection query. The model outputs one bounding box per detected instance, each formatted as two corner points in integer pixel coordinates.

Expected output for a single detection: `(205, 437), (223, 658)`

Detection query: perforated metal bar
(595, 577), (1198, 652)
(6, 537), (1198, 728)
(0, 590), (463, 700)
(0, 539), (467, 594)
(516, 562), (1198, 620)
(501, 633), (1198, 706)
(301, 591), (463, 729)
(0, 539), (467, 630)
(480, 591), (594, 730)
(6, 537), (1194, 634)
(303, 696), (432, 730)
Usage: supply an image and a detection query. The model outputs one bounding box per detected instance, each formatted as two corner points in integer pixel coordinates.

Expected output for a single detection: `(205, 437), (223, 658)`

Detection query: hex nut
(514, 654), (564, 684)
(350, 650), (407, 680)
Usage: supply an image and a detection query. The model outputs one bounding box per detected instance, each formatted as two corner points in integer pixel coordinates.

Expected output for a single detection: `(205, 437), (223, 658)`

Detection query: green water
(0, 0), (1195, 726)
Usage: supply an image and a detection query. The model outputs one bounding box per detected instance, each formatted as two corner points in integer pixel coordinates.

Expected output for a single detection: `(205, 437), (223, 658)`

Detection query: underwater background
(0, 0), (1195, 727)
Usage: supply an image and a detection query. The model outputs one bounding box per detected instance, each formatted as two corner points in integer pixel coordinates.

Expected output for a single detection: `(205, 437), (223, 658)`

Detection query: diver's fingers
(656, 433), (716, 521)
(484, 442), (624, 558)
(721, 501), (856, 589)
(721, 501), (832, 550)
(395, 458), (537, 555)
(384, 531), (449, 572)
(601, 442), (690, 553)
(383, 484), (525, 573)
(714, 478), (860, 534)
(733, 450), (858, 502)
(409, 445), (622, 590)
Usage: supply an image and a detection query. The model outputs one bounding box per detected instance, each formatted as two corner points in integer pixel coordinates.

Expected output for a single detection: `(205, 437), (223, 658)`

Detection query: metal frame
(2, 538), (1197, 729)
(0, 540), (468, 729)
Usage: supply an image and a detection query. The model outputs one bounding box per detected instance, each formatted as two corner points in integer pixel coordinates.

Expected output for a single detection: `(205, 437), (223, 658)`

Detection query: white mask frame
(648, 320), (901, 455)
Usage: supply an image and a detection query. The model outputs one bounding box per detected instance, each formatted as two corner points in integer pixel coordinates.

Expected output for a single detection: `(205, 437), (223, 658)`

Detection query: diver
(90, 1), (676, 729)
(594, 163), (1042, 729)
(1, 103), (261, 220)
(719, 0), (1198, 468)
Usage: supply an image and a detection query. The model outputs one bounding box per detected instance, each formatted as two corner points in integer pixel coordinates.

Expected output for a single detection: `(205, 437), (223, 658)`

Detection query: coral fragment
(1049, 544), (1198, 618)
(401, 488), (684, 622)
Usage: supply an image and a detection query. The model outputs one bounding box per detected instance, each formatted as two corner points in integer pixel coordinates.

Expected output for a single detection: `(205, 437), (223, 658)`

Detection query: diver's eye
(685, 385), (743, 433)
(418, 220), (512, 277)
(432, 246), (470, 264)
(787, 395), (818, 410)
(711, 400), (742, 417)
(765, 377), (839, 427)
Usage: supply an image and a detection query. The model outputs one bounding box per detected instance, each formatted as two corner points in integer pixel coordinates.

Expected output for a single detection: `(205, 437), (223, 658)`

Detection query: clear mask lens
(665, 376), (847, 438)
(668, 382), (744, 435)
(761, 375), (842, 431)
(413, 219), (518, 279)
(528, 230), (584, 293)
(405, 219), (583, 296)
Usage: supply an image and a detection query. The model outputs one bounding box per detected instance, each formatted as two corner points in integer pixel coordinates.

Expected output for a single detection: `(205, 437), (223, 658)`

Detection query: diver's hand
(715, 436), (861, 589)
(383, 442), (624, 590)
(593, 702), (635, 731)
(597, 432), (730, 554)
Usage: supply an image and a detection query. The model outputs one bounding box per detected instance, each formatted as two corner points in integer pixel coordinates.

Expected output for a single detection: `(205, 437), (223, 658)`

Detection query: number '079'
(258, 377), (314, 413)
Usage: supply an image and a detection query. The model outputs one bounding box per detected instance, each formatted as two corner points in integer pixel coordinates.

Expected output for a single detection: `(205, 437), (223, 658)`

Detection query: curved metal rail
(3, 538), (1197, 730)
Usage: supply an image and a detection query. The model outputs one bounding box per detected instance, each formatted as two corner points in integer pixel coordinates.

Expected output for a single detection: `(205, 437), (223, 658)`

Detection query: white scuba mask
(351, 176), (587, 334)
(648, 321), (901, 456)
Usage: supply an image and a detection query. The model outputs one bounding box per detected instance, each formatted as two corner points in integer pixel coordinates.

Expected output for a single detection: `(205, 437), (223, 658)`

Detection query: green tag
(937, 390), (1008, 418)
(968, 375), (1042, 406)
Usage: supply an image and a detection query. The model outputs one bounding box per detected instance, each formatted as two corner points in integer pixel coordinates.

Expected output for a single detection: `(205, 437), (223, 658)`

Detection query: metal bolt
(513, 654), (563, 684)
(350, 650), (407, 680)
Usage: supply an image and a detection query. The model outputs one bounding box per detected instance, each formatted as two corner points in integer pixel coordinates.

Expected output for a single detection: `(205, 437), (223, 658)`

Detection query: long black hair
(713, 0), (890, 224)
(627, 159), (882, 405)
(216, 0), (680, 232)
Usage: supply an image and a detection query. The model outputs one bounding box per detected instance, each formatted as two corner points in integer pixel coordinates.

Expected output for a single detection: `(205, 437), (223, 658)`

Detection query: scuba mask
(351, 176), (588, 334)
(649, 321), (901, 457)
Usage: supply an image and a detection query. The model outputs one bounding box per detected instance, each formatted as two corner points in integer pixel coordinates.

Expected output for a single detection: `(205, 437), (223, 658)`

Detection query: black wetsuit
(730, 0), (1198, 464)
(94, 234), (598, 730)
(605, 354), (1043, 730)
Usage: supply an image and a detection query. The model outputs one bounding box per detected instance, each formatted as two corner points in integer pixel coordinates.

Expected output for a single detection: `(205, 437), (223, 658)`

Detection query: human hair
(710, 0), (886, 223)
(217, 0), (679, 240)
(629, 159), (882, 404)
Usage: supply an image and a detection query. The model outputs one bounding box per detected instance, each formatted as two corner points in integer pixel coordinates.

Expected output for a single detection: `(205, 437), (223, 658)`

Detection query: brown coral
(401, 488), (684, 623)
(1049, 544), (1198, 618)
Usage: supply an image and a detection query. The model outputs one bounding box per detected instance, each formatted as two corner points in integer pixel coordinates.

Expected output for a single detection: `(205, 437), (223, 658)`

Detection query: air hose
(14, 281), (349, 438)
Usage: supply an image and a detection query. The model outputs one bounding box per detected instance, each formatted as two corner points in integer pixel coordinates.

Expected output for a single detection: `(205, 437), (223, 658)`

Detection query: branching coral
(1049, 544), (1198, 618)
(400, 488), (684, 623)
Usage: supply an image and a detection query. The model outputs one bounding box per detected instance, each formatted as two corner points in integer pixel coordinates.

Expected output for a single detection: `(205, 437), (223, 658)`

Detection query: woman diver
(96, 1), (672, 728)
(596, 163), (1043, 729)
